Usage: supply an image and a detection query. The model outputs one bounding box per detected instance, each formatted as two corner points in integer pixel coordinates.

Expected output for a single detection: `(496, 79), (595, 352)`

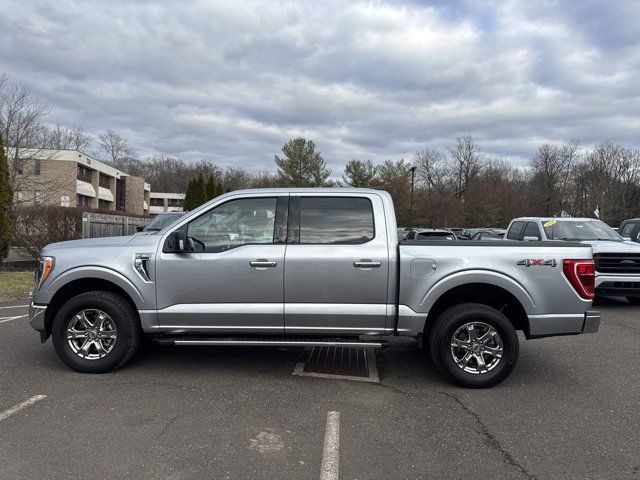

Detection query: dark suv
(619, 219), (640, 243)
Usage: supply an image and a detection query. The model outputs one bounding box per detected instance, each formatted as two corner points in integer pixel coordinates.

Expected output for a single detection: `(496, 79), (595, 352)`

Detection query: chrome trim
(133, 253), (153, 283)
(29, 303), (47, 331)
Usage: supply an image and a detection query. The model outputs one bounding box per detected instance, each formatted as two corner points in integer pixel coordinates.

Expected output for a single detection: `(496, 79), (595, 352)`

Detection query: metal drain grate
(293, 346), (379, 382)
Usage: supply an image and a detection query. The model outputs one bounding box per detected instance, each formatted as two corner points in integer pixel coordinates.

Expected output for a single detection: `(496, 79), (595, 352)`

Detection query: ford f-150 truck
(506, 217), (640, 305)
(29, 189), (600, 388)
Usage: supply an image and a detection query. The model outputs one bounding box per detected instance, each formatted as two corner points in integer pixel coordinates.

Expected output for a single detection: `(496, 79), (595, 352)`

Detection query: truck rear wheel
(51, 291), (140, 373)
(428, 303), (519, 388)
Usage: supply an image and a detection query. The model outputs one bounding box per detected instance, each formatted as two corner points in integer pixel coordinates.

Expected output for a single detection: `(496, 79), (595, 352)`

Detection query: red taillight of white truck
(562, 259), (595, 299)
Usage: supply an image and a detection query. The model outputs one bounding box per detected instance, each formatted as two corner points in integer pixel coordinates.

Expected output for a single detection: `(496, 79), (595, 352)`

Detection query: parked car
(506, 217), (640, 304)
(30, 189), (599, 388)
(470, 230), (503, 241)
(136, 212), (185, 233)
(405, 228), (456, 241)
(619, 218), (640, 243)
(447, 227), (464, 237)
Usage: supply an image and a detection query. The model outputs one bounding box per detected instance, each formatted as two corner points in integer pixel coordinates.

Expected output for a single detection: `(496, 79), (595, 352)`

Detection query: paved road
(1, 297), (639, 480)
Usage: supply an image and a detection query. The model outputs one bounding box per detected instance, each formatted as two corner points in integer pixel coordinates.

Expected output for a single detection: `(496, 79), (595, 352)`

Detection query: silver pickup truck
(29, 188), (600, 388)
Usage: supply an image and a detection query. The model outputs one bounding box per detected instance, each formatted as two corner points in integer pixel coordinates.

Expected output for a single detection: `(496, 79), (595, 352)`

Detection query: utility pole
(409, 166), (417, 227)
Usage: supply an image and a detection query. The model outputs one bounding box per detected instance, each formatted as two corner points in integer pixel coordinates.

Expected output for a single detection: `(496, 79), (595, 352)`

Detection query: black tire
(428, 303), (519, 388)
(626, 297), (640, 306)
(51, 291), (140, 373)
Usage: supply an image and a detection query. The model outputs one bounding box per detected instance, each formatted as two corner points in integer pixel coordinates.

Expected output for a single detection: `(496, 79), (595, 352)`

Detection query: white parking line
(0, 395), (47, 423)
(0, 305), (28, 309)
(0, 315), (27, 324)
(319, 411), (340, 480)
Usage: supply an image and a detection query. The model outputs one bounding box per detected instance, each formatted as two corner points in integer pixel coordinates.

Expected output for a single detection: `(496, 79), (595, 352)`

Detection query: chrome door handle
(250, 259), (277, 268)
(353, 259), (381, 268)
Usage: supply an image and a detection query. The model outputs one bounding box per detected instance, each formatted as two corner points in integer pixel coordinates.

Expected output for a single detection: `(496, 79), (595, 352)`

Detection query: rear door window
(297, 197), (374, 244)
(620, 222), (635, 238)
(523, 222), (542, 240)
(506, 221), (526, 240)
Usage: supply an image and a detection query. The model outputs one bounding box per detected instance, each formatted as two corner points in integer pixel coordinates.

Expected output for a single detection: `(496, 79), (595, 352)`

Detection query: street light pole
(409, 166), (417, 227)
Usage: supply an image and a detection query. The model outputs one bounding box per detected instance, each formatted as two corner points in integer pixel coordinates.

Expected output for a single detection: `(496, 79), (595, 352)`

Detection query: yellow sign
(543, 220), (557, 227)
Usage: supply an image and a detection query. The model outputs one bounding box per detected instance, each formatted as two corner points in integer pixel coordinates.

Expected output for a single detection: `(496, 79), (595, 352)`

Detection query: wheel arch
(43, 277), (140, 341)
(424, 283), (530, 337)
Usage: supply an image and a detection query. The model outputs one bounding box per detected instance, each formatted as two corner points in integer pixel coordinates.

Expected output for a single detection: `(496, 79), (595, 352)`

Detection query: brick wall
(124, 176), (145, 216)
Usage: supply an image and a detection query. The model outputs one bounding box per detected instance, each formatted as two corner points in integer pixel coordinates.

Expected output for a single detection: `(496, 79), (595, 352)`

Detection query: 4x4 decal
(517, 259), (557, 267)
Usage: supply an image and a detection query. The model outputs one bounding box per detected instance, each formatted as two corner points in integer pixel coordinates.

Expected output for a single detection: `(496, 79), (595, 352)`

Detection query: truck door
(154, 194), (288, 333)
(283, 194), (390, 335)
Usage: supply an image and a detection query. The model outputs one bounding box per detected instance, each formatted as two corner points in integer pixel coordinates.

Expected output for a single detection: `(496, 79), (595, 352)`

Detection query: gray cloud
(1, 0), (639, 174)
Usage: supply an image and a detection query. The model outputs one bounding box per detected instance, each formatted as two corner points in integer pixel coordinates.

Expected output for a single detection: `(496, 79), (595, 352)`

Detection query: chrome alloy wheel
(450, 322), (503, 374)
(66, 309), (117, 360)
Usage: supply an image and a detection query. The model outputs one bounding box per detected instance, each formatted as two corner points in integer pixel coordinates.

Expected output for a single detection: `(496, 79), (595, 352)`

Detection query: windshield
(542, 220), (622, 241)
(146, 213), (183, 231)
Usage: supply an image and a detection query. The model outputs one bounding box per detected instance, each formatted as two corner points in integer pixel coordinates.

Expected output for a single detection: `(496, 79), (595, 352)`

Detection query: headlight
(36, 256), (55, 289)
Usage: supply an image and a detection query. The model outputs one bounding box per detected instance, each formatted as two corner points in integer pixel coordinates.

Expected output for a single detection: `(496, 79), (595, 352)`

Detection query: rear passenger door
(283, 194), (390, 335)
(522, 221), (542, 240)
(506, 221), (526, 240)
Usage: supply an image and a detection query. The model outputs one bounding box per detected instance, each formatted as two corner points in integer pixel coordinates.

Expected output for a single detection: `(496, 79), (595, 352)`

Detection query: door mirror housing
(136, 225), (145, 232)
(164, 229), (187, 253)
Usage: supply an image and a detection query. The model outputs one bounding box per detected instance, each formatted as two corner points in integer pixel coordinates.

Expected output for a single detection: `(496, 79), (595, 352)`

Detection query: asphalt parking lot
(1, 298), (639, 480)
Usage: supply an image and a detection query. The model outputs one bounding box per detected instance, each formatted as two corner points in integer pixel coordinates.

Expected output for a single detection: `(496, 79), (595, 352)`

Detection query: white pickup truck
(506, 217), (640, 305)
(30, 189), (600, 388)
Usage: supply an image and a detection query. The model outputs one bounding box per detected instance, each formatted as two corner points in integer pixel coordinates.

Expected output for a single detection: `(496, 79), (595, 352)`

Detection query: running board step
(153, 337), (387, 348)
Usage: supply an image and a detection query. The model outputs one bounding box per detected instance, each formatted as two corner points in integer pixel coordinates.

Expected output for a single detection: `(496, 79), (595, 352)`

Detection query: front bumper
(527, 310), (600, 338)
(28, 302), (47, 332)
(595, 275), (640, 297)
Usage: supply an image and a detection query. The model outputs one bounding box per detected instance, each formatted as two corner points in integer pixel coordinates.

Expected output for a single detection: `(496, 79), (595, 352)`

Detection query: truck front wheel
(51, 291), (140, 373)
(428, 303), (519, 388)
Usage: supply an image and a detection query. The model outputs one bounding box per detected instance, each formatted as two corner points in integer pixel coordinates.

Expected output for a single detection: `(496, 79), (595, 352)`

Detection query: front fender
(36, 265), (149, 309)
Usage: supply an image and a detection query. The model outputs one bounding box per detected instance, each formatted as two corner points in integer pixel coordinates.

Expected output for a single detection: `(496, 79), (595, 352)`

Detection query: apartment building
(11, 149), (150, 216)
(149, 192), (185, 215)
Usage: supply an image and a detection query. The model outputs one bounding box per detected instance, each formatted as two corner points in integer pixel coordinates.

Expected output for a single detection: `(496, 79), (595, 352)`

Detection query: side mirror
(136, 225), (145, 232)
(163, 229), (187, 253)
(523, 236), (539, 242)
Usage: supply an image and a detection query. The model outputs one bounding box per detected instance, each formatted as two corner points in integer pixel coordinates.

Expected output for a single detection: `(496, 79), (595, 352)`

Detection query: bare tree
(0, 76), (61, 201)
(47, 125), (93, 152)
(414, 147), (450, 194)
(97, 129), (133, 168)
(529, 140), (578, 216)
(448, 136), (483, 199)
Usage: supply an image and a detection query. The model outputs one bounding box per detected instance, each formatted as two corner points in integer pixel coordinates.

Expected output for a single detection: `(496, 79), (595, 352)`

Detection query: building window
(150, 198), (164, 207)
(34, 159), (41, 175)
(98, 199), (111, 210)
(16, 191), (24, 203)
(34, 191), (41, 205)
(99, 173), (111, 189)
(77, 165), (92, 183)
(76, 194), (92, 208)
(168, 198), (183, 207)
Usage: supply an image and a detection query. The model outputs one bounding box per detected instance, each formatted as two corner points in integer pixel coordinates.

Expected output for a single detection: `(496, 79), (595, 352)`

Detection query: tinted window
(523, 222), (541, 240)
(187, 197), (277, 252)
(506, 221), (525, 240)
(299, 197), (374, 244)
(620, 222), (635, 238)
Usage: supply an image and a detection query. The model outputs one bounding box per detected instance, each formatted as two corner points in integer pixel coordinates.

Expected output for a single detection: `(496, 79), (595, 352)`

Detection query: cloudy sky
(1, 0), (639, 174)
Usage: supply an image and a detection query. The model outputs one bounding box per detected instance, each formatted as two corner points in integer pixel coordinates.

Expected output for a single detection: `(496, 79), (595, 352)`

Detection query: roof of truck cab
(511, 217), (599, 222)
(223, 187), (386, 194)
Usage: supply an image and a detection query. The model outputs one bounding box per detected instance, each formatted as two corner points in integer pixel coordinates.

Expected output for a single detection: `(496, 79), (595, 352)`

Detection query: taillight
(563, 259), (595, 299)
